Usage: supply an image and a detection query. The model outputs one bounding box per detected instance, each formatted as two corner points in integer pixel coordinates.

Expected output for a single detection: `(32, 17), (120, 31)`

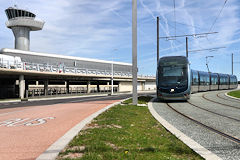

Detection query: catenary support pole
(132, 0), (138, 105)
(232, 53), (233, 75)
(157, 17), (159, 65)
(111, 62), (114, 95)
(186, 37), (188, 58)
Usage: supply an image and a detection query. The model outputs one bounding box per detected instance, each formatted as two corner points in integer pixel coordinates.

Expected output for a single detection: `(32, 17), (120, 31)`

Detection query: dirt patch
(82, 123), (101, 130)
(61, 153), (84, 159)
(112, 124), (122, 128)
(70, 146), (86, 152)
(105, 142), (120, 150)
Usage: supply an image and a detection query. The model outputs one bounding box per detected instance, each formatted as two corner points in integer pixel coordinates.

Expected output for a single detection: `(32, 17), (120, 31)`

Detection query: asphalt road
(152, 90), (240, 160)
(0, 92), (155, 110)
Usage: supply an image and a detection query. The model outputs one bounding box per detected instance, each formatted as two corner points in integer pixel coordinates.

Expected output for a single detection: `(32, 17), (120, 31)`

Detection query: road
(0, 92), (153, 160)
(151, 90), (240, 160)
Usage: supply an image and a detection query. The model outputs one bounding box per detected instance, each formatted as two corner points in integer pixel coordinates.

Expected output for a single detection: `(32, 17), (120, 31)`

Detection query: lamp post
(206, 56), (214, 73)
(111, 49), (117, 95)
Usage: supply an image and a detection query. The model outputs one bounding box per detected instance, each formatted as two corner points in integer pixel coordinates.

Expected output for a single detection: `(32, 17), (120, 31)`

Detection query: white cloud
(0, 0), (240, 77)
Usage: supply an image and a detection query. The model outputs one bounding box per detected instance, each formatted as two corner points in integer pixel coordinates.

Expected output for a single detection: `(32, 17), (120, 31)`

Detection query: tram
(156, 56), (238, 100)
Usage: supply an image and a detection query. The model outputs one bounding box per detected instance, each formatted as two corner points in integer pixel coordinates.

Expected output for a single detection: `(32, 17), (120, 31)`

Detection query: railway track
(187, 101), (240, 122)
(216, 92), (240, 102)
(166, 102), (240, 145)
(202, 93), (240, 110)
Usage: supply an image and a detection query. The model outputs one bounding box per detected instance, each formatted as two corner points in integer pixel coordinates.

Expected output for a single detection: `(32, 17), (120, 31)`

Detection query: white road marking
(0, 117), (56, 127)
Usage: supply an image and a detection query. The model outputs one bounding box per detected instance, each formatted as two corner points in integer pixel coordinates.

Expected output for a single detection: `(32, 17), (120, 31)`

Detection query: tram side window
(230, 77), (236, 85)
(220, 77), (227, 85)
(211, 76), (218, 85)
(192, 72), (198, 85)
(220, 77), (225, 85)
(219, 77), (222, 85)
(206, 75), (210, 85)
(225, 77), (229, 85)
(200, 74), (206, 85)
(211, 76), (215, 85)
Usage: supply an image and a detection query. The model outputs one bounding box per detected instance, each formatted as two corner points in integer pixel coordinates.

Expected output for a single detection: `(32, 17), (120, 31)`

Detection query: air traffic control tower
(5, 7), (45, 51)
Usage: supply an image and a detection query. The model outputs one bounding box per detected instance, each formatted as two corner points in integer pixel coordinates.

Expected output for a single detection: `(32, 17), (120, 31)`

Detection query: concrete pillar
(142, 82), (145, 91)
(66, 81), (70, 94)
(87, 81), (91, 93)
(25, 80), (29, 98)
(44, 80), (49, 96)
(97, 81), (100, 92)
(118, 82), (122, 92)
(25, 80), (29, 91)
(12, 27), (30, 51)
(19, 75), (25, 99)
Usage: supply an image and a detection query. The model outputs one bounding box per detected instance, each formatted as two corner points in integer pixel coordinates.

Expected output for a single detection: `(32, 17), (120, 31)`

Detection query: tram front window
(159, 65), (188, 87)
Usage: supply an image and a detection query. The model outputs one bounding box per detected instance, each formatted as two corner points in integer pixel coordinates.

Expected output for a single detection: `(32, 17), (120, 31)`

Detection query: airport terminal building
(0, 6), (155, 99)
(0, 48), (155, 98)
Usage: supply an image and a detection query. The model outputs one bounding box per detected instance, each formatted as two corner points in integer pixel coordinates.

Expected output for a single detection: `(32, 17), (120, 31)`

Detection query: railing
(0, 60), (156, 79)
(27, 86), (119, 98)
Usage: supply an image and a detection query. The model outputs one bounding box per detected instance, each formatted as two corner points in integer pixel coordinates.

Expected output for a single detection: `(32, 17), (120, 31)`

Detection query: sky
(0, 0), (240, 79)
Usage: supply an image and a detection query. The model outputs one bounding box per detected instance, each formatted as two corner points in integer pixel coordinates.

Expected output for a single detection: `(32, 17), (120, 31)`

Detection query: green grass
(228, 90), (240, 98)
(122, 96), (153, 104)
(57, 97), (203, 160)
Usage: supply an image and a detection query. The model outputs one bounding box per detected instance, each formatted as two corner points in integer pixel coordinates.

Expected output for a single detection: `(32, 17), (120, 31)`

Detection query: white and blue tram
(157, 56), (238, 100)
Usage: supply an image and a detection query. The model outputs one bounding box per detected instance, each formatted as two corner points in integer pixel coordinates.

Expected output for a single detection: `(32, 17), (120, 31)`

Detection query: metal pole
(157, 17), (159, 65)
(232, 53), (233, 75)
(186, 37), (188, 58)
(111, 61), (113, 95)
(206, 57), (210, 73)
(132, 0), (138, 105)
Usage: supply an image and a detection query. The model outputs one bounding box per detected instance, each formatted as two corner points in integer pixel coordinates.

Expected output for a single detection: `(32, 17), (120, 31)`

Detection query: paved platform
(149, 90), (240, 160)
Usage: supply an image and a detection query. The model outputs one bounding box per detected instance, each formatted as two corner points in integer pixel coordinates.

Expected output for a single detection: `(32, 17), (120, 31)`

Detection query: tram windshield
(159, 64), (188, 87)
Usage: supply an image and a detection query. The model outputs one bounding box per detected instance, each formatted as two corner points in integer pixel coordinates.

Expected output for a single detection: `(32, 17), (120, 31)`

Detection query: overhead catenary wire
(173, 0), (176, 37)
(208, 0), (228, 32)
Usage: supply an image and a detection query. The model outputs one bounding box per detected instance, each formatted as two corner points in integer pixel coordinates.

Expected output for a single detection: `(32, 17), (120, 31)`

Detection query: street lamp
(206, 56), (214, 73)
(111, 49), (118, 95)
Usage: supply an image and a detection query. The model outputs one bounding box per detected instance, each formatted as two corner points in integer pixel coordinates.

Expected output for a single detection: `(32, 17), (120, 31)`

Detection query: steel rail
(187, 101), (240, 122)
(166, 103), (240, 144)
(202, 93), (240, 110)
(216, 92), (240, 102)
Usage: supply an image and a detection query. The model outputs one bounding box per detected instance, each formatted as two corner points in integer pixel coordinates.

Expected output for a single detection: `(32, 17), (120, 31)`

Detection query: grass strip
(122, 96), (152, 104)
(228, 90), (240, 98)
(57, 97), (203, 160)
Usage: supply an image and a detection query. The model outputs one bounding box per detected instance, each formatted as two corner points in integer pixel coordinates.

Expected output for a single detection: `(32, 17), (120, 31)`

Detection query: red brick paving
(0, 99), (119, 160)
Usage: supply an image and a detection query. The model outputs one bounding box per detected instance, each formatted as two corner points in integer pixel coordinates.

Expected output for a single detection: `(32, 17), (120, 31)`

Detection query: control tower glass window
(5, 8), (36, 19)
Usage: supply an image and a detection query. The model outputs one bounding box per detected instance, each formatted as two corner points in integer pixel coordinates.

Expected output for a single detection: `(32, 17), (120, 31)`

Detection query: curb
(148, 98), (222, 160)
(36, 97), (130, 160)
(224, 92), (240, 101)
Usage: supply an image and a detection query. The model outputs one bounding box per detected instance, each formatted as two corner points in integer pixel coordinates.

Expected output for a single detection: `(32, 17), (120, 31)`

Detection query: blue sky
(0, 0), (240, 78)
